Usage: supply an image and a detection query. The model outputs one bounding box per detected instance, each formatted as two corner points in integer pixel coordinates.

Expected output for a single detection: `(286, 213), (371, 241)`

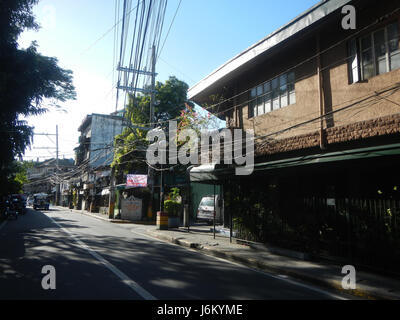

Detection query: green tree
(1, 160), (34, 194)
(0, 0), (76, 195)
(112, 76), (190, 173)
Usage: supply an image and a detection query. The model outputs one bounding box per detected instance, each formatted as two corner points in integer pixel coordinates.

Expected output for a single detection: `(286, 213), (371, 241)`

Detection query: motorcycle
(4, 199), (18, 220)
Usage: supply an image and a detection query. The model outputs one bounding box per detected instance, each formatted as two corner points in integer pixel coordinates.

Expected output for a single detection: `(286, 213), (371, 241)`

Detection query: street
(0, 207), (352, 300)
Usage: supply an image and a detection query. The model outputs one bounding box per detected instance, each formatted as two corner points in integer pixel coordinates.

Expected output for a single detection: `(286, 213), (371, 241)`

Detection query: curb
(146, 230), (398, 300)
(55, 206), (134, 224)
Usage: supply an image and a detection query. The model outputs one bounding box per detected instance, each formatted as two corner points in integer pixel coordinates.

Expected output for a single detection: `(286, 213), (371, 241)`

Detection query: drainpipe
(317, 34), (326, 150)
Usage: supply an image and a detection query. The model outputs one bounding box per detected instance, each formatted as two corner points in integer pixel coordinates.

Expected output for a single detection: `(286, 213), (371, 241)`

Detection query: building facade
(74, 112), (125, 212)
(188, 0), (400, 273)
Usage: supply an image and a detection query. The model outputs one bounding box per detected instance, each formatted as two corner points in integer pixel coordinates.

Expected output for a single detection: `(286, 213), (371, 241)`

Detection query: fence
(231, 194), (400, 273)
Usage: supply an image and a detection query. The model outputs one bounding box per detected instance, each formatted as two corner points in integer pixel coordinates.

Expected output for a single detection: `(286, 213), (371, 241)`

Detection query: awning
(189, 163), (232, 183)
(253, 143), (400, 172)
(188, 0), (351, 105)
(189, 143), (400, 181)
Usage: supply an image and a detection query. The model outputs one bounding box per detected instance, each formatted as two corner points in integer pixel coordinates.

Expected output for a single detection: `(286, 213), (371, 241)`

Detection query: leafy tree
(0, 160), (34, 194)
(0, 0), (76, 195)
(112, 76), (190, 173)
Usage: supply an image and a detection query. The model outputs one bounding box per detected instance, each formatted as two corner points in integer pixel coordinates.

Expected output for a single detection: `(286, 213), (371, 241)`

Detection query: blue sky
(19, 0), (319, 161)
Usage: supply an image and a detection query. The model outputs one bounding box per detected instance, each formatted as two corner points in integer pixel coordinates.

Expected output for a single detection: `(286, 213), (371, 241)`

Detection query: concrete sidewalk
(56, 206), (400, 300)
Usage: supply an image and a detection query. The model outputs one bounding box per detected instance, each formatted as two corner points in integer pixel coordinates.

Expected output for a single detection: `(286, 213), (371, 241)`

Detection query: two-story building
(188, 0), (400, 273)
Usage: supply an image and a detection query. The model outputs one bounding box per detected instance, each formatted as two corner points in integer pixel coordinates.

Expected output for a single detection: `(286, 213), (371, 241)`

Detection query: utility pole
(32, 130), (59, 204)
(112, 40), (157, 219)
(55, 125), (60, 206)
(149, 45), (156, 215)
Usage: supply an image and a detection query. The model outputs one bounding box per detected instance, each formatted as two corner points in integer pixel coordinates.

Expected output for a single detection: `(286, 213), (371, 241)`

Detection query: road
(0, 207), (353, 300)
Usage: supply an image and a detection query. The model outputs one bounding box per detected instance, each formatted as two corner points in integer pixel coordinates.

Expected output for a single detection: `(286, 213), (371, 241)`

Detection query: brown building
(189, 0), (400, 273)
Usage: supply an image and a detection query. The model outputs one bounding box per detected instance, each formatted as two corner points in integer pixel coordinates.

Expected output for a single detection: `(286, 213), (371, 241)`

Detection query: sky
(19, 0), (319, 162)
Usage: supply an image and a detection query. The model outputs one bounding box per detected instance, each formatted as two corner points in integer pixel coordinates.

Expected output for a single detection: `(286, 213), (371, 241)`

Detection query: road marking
(0, 220), (7, 232)
(59, 208), (348, 300)
(46, 214), (157, 300)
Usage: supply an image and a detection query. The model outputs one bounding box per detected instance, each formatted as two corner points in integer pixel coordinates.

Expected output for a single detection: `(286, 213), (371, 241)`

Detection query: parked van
(197, 195), (223, 225)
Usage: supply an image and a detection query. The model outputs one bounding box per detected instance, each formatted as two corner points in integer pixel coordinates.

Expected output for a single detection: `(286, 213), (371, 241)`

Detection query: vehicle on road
(4, 197), (18, 220)
(197, 195), (223, 225)
(33, 193), (50, 211)
(10, 194), (26, 215)
(26, 196), (34, 207)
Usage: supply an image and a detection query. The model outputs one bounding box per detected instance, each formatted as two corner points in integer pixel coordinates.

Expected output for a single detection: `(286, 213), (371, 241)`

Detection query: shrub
(164, 199), (180, 217)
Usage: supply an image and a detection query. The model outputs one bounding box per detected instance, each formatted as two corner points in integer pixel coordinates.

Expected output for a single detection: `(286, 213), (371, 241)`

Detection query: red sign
(126, 174), (148, 188)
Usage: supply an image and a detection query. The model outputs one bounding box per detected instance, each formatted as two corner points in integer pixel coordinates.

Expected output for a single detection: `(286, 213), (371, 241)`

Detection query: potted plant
(164, 188), (181, 228)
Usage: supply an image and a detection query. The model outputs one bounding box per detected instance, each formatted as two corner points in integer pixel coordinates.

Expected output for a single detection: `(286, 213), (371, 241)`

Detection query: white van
(197, 195), (223, 225)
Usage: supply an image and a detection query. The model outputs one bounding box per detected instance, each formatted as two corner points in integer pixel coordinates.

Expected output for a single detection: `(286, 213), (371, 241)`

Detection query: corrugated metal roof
(188, 0), (351, 101)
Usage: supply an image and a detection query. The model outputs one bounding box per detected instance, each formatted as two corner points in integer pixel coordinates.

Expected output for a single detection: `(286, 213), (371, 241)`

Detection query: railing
(231, 196), (400, 273)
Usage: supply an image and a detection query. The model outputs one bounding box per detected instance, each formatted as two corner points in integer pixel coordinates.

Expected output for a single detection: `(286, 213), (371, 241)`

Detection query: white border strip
(46, 215), (157, 300)
(0, 220), (8, 232)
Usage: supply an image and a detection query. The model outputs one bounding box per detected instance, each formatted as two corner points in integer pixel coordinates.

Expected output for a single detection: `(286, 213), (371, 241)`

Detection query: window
(349, 22), (400, 83)
(249, 71), (296, 118)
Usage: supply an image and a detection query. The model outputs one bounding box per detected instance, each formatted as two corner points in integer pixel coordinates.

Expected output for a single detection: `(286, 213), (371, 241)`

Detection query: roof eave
(188, 0), (352, 103)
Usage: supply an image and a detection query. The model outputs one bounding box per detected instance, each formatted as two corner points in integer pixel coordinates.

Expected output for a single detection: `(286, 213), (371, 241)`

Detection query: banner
(126, 174), (148, 188)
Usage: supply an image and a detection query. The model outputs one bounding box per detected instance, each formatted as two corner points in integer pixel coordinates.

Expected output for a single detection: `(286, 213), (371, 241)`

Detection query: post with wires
(149, 44), (156, 216)
(108, 167), (116, 219)
(55, 125), (60, 206)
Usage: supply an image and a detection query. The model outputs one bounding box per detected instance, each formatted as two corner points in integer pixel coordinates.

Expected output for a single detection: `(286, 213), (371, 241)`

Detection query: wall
(224, 2), (400, 156)
(89, 115), (125, 168)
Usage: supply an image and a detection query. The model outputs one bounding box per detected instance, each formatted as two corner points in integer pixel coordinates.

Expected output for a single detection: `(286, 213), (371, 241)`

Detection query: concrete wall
(224, 2), (400, 155)
(89, 115), (124, 168)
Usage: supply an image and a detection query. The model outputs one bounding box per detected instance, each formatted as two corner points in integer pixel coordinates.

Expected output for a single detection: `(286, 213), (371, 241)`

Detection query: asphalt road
(0, 207), (353, 300)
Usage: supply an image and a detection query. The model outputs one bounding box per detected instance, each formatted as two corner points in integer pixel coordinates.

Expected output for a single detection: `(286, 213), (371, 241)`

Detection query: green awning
(253, 143), (400, 172)
(189, 143), (400, 180)
(189, 163), (233, 183)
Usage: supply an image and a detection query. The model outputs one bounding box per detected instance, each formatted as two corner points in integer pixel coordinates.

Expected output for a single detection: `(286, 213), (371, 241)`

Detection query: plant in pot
(164, 188), (181, 228)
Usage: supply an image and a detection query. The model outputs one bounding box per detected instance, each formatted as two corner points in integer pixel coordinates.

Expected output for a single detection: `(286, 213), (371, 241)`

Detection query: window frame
(350, 21), (400, 83)
(249, 71), (296, 118)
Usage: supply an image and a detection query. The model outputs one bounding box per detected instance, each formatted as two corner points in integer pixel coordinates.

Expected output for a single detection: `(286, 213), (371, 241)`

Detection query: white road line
(46, 214), (157, 300)
(0, 220), (7, 232)
(61, 209), (348, 300)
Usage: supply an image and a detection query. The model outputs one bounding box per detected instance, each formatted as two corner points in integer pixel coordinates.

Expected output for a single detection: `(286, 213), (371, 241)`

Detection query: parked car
(33, 193), (50, 211)
(197, 195), (223, 225)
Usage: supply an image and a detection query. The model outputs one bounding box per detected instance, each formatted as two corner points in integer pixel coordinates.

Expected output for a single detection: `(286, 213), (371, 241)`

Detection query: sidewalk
(144, 225), (400, 300)
(57, 206), (400, 300)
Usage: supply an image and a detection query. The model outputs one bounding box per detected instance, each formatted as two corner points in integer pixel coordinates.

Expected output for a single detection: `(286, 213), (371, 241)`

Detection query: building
(24, 158), (75, 202)
(74, 112), (126, 212)
(188, 0), (400, 273)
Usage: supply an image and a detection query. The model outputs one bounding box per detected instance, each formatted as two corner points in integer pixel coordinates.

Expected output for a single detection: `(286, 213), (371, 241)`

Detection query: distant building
(76, 112), (125, 168)
(73, 112), (126, 211)
(24, 158), (75, 198)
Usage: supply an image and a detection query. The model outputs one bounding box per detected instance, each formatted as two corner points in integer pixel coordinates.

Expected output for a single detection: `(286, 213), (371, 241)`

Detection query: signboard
(121, 197), (142, 221)
(126, 174), (147, 188)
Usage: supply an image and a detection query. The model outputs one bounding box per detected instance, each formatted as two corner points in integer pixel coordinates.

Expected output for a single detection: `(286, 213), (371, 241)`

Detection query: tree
(0, 160), (34, 195)
(112, 76), (190, 173)
(0, 0), (76, 195)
